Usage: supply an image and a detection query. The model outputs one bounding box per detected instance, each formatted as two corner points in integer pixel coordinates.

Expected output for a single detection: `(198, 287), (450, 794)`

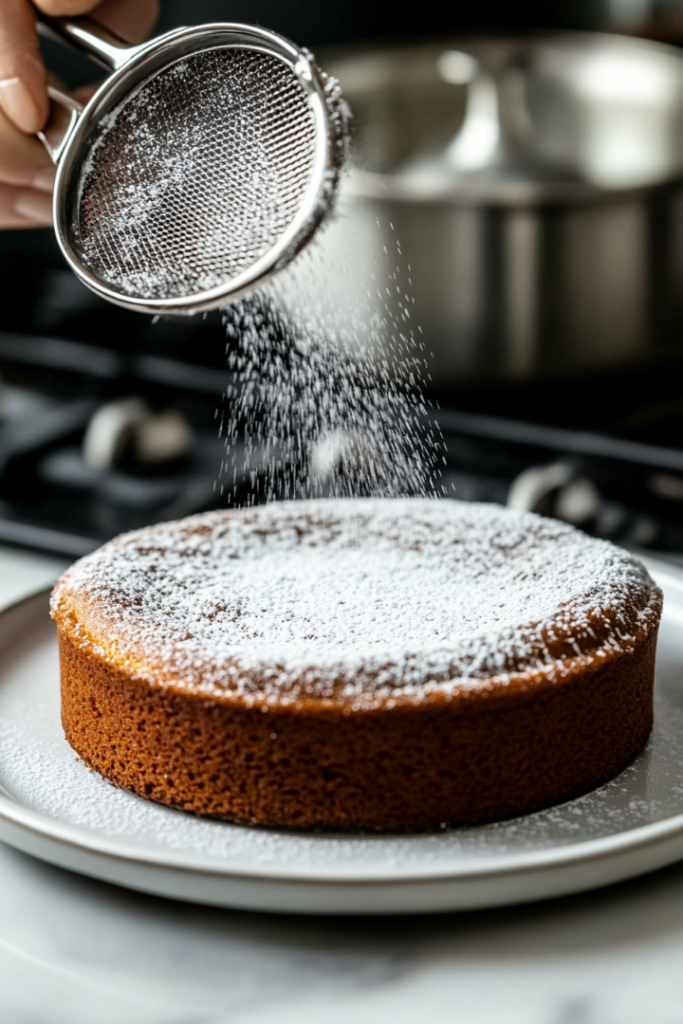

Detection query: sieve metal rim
(50, 23), (341, 315)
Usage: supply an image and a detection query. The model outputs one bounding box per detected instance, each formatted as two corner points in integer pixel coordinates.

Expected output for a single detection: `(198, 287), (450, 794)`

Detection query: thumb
(0, 0), (48, 134)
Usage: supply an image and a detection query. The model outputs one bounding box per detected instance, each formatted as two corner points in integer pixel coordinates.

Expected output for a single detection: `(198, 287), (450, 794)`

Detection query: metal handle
(444, 55), (500, 172)
(35, 13), (144, 163)
(439, 50), (535, 172)
(36, 12), (139, 72)
(37, 85), (83, 164)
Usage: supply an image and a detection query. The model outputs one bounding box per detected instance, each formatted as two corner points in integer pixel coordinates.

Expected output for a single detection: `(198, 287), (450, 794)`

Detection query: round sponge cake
(50, 498), (662, 830)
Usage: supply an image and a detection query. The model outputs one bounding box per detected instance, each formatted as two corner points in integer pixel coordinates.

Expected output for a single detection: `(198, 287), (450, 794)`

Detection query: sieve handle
(36, 13), (140, 72)
(37, 85), (83, 164)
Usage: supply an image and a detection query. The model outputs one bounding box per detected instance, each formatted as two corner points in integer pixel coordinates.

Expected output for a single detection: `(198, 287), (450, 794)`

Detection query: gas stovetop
(2, 247), (683, 560)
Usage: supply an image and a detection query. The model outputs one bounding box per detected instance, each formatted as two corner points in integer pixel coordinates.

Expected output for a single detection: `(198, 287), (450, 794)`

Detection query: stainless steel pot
(315, 33), (683, 383)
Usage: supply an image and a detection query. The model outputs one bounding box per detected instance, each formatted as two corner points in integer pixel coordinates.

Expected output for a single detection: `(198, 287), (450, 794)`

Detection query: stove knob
(507, 461), (600, 526)
(134, 409), (194, 466)
(83, 398), (193, 471)
(83, 398), (149, 471)
(648, 472), (683, 502)
(554, 477), (600, 526)
(507, 461), (574, 515)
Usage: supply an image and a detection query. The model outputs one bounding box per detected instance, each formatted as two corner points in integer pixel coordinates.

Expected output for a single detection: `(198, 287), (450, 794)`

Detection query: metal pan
(316, 33), (683, 383)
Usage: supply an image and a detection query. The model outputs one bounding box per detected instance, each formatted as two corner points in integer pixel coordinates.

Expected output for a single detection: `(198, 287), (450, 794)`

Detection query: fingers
(0, 0), (160, 135)
(0, 182), (53, 227)
(36, 0), (160, 44)
(0, 81), (56, 227)
(0, 0), (48, 133)
(33, 0), (106, 14)
(95, 0), (160, 43)
(0, 0), (159, 229)
(0, 97), (54, 184)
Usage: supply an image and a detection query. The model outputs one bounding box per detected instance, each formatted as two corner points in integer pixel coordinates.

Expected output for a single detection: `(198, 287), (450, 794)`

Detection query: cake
(50, 498), (662, 831)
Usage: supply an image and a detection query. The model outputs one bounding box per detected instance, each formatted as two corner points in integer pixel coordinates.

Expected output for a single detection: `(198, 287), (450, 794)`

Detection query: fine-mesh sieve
(36, 15), (347, 315)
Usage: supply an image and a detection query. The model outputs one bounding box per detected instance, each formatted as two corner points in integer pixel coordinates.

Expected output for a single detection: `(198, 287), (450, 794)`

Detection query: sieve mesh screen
(74, 48), (318, 301)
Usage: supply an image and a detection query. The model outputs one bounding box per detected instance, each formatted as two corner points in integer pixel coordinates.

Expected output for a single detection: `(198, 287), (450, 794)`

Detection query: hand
(0, 0), (159, 228)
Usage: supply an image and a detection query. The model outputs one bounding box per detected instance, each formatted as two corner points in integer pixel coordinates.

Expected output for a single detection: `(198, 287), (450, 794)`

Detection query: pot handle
(443, 53), (500, 171)
(441, 49), (534, 171)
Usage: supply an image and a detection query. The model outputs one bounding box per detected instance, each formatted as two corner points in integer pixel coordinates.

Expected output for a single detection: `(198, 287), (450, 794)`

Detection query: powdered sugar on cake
(50, 499), (662, 706)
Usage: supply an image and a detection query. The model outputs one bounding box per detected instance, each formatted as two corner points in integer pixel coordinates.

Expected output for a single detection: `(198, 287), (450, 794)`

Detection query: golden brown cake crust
(59, 628), (657, 829)
(52, 499), (663, 830)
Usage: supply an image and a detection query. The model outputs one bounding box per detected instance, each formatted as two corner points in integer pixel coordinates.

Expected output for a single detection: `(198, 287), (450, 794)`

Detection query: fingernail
(32, 166), (57, 192)
(14, 190), (53, 225)
(0, 76), (41, 132)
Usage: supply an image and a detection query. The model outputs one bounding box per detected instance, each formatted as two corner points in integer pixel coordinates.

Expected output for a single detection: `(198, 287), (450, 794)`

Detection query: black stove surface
(2, 234), (683, 561)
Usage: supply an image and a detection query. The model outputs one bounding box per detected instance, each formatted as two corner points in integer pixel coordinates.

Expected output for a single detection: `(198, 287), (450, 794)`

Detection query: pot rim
(347, 167), (683, 207)
(325, 30), (683, 207)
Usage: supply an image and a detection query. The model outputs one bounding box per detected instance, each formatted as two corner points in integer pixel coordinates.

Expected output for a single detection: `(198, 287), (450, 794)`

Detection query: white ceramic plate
(0, 556), (682, 915)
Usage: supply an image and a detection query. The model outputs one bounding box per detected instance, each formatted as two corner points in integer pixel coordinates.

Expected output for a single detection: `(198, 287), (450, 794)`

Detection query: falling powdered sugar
(217, 216), (443, 504)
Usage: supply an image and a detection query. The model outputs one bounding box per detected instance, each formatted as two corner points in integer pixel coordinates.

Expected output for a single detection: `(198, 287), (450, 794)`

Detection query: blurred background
(2, 0), (683, 560)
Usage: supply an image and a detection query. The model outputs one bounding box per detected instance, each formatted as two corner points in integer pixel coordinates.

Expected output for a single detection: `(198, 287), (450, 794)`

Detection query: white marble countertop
(2, 545), (683, 1023)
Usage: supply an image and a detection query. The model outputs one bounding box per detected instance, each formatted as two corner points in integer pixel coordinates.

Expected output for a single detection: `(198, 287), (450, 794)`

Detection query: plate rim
(0, 554), (681, 889)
